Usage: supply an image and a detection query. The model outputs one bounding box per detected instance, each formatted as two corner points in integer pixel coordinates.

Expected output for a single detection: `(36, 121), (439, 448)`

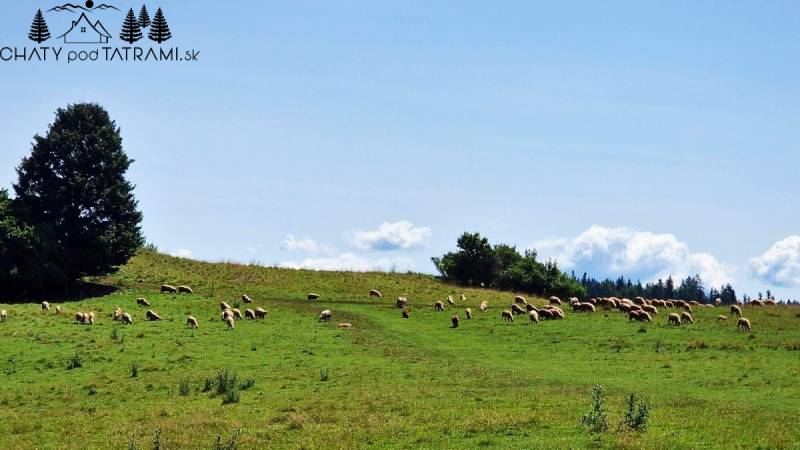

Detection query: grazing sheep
(573, 303), (596, 313)
(220, 302), (231, 312)
(136, 298), (150, 307)
(55, 305), (62, 316)
(514, 295), (527, 305)
(717, 315), (728, 321)
(684, 304), (693, 313)
(529, 310), (539, 323)
(121, 313), (133, 325)
(681, 312), (694, 324)
(244, 309), (256, 320)
(369, 289), (382, 298)
(737, 317), (752, 331)
(402, 308), (410, 319)
(667, 313), (682, 326)
(146, 310), (162, 321)
(161, 284), (178, 294)
(460, 294), (466, 301)
(318, 309), (332, 322)
(465, 308), (473, 319)
(434, 301), (445, 312)
(730, 305), (742, 317)
(643, 304), (658, 315)
(242, 294), (253, 303)
(628, 310), (641, 321)
(511, 304), (526, 315)
(447, 296), (455, 306)
(549, 296), (562, 305)
(75, 312), (86, 324)
(337, 323), (353, 329)
(178, 286), (193, 294)
(714, 298), (722, 306)
(765, 299), (776, 306)
(451, 315), (460, 328)
(255, 307), (268, 319)
(525, 303), (538, 313)
(569, 298), (580, 307)
(186, 316), (199, 329)
(637, 311), (652, 322)
(630, 304), (643, 312)
(479, 301), (488, 312)
(618, 303), (632, 313)
(87, 312), (96, 325)
(396, 297), (408, 309)
(0, 309), (7, 322)
(664, 300), (675, 308)
(41, 301), (50, 313)
(222, 310), (234, 321)
(599, 298), (617, 309)
(308, 293), (320, 301)
(501, 310), (514, 322)
(225, 315), (235, 330)
(750, 299), (765, 307)
(538, 309), (554, 320)
(232, 308), (243, 320)
(634, 296), (645, 305)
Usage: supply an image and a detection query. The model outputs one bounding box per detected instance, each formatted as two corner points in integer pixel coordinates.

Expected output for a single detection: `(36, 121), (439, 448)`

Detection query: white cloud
(278, 253), (415, 272)
(750, 236), (800, 287)
(531, 225), (732, 287)
(281, 234), (333, 253)
(170, 248), (194, 259)
(351, 221), (431, 250)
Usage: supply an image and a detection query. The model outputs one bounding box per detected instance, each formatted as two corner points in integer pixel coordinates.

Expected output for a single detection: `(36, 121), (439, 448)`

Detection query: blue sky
(1, 1), (799, 299)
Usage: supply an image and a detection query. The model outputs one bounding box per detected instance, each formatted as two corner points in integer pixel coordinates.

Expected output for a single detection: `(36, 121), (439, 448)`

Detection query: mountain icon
(48, 3), (120, 13)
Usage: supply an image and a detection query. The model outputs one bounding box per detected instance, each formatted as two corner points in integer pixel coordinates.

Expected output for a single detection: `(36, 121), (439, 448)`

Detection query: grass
(0, 250), (799, 448)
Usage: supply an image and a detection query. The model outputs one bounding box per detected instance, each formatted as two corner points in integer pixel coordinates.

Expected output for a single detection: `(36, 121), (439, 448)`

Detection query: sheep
(447, 296), (455, 306)
(244, 309), (256, 320)
(396, 297), (408, 309)
(637, 311), (652, 322)
(121, 312), (133, 325)
(630, 304), (643, 312)
(730, 305), (742, 317)
(634, 296), (645, 305)
(479, 301), (488, 312)
(511, 304), (526, 315)
(232, 308), (243, 320)
(643, 304), (658, 315)
(681, 312), (694, 324)
(451, 315), (460, 328)
(112, 306), (124, 320)
(717, 315), (728, 321)
(255, 307), (268, 319)
(434, 301), (445, 312)
(75, 312), (86, 324)
(684, 304), (693, 313)
(337, 323), (353, 329)
(569, 298), (580, 307)
(618, 303), (632, 313)
(146, 310), (162, 321)
(628, 310), (641, 321)
(369, 289), (382, 298)
(225, 315), (235, 330)
(549, 296), (562, 305)
(667, 313), (682, 326)
(460, 294), (466, 301)
(501, 310), (514, 322)
(737, 317), (752, 331)
(222, 310), (234, 321)
(465, 308), (473, 319)
(308, 293), (320, 301)
(750, 299), (765, 307)
(242, 294), (253, 303)
(514, 295), (527, 305)
(402, 308), (410, 319)
(765, 299), (776, 306)
(525, 303), (538, 313)
(664, 300), (675, 308)
(54, 305), (62, 316)
(538, 309), (554, 320)
(220, 302), (231, 312)
(0, 309), (7, 322)
(529, 310), (539, 323)
(544, 305), (565, 319)
(599, 298), (617, 309)
(714, 297), (722, 306)
(572, 303), (596, 313)
(161, 284), (178, 294)
(186, 316), (199, 329)
(136, 298), (151, 307)
(177, 286), (193, 294)
(318, 309), (332, 322)
(87, 312), (96, 325)
(689, 300), (701, 307)
(41, 301), (50, 313)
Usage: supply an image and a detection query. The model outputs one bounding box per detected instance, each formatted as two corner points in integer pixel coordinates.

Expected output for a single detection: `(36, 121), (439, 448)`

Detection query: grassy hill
(1, 250), (799, 449)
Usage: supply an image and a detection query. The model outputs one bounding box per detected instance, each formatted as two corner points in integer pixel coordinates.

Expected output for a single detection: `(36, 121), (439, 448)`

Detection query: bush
(179, 378), (190, 396)
(130, 361), (140, 378)
(621, 393), (651, 431)
(320, 367), (329, 382)
(67, 353), (82, 370)
(581, 384), (609, 433)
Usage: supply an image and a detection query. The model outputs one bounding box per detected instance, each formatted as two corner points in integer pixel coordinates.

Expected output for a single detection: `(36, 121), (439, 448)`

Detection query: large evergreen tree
(148, 8), (172, 43)
(120, 8), (143, 44)
(28, 9), (51, 44)
(138, 5), (151, 28)
(14, 104), (143, 281)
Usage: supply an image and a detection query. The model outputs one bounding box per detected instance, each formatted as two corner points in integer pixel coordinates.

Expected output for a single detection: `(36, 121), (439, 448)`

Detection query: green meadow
(1, 250), (799, 449)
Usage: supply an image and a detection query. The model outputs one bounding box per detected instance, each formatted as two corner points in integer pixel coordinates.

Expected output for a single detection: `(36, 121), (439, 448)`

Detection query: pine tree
(119, 8), (143, 44)
(28, 9), (51, 44)
(148, 8), (172, 43)
(13, 104), (144, 282)
(138, 5), (151, 28)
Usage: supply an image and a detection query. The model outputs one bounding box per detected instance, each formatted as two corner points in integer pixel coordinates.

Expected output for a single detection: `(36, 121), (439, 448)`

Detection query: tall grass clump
(67, 353), (83, 370)
(214, 369), (240, 405)
(621, 393), (651, 431)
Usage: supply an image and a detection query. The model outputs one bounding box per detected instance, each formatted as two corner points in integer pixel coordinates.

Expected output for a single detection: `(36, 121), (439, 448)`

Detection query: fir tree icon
(138, 5), (151, 28)
(119, 8), (143, 44)
(148, 7), (172, 44)
(28, 9), (51, 44)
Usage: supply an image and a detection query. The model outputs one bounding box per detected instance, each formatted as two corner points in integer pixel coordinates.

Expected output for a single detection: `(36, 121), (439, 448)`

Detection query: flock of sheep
(0, 286), (767, 334)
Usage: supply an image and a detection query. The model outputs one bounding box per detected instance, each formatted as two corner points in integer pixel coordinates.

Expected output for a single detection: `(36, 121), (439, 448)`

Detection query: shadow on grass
(1, 280), (119, 304)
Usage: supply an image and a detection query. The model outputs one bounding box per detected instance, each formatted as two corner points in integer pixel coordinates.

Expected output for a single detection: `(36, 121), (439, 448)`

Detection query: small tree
(28, 9), (51, 44)
(148, 8), (172, 43)
(120, 8), (143, 44)
(138, 5), (151, 28)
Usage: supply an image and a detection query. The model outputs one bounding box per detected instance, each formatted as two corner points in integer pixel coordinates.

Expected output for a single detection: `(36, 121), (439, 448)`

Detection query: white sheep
(318, 309), (332, 322)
